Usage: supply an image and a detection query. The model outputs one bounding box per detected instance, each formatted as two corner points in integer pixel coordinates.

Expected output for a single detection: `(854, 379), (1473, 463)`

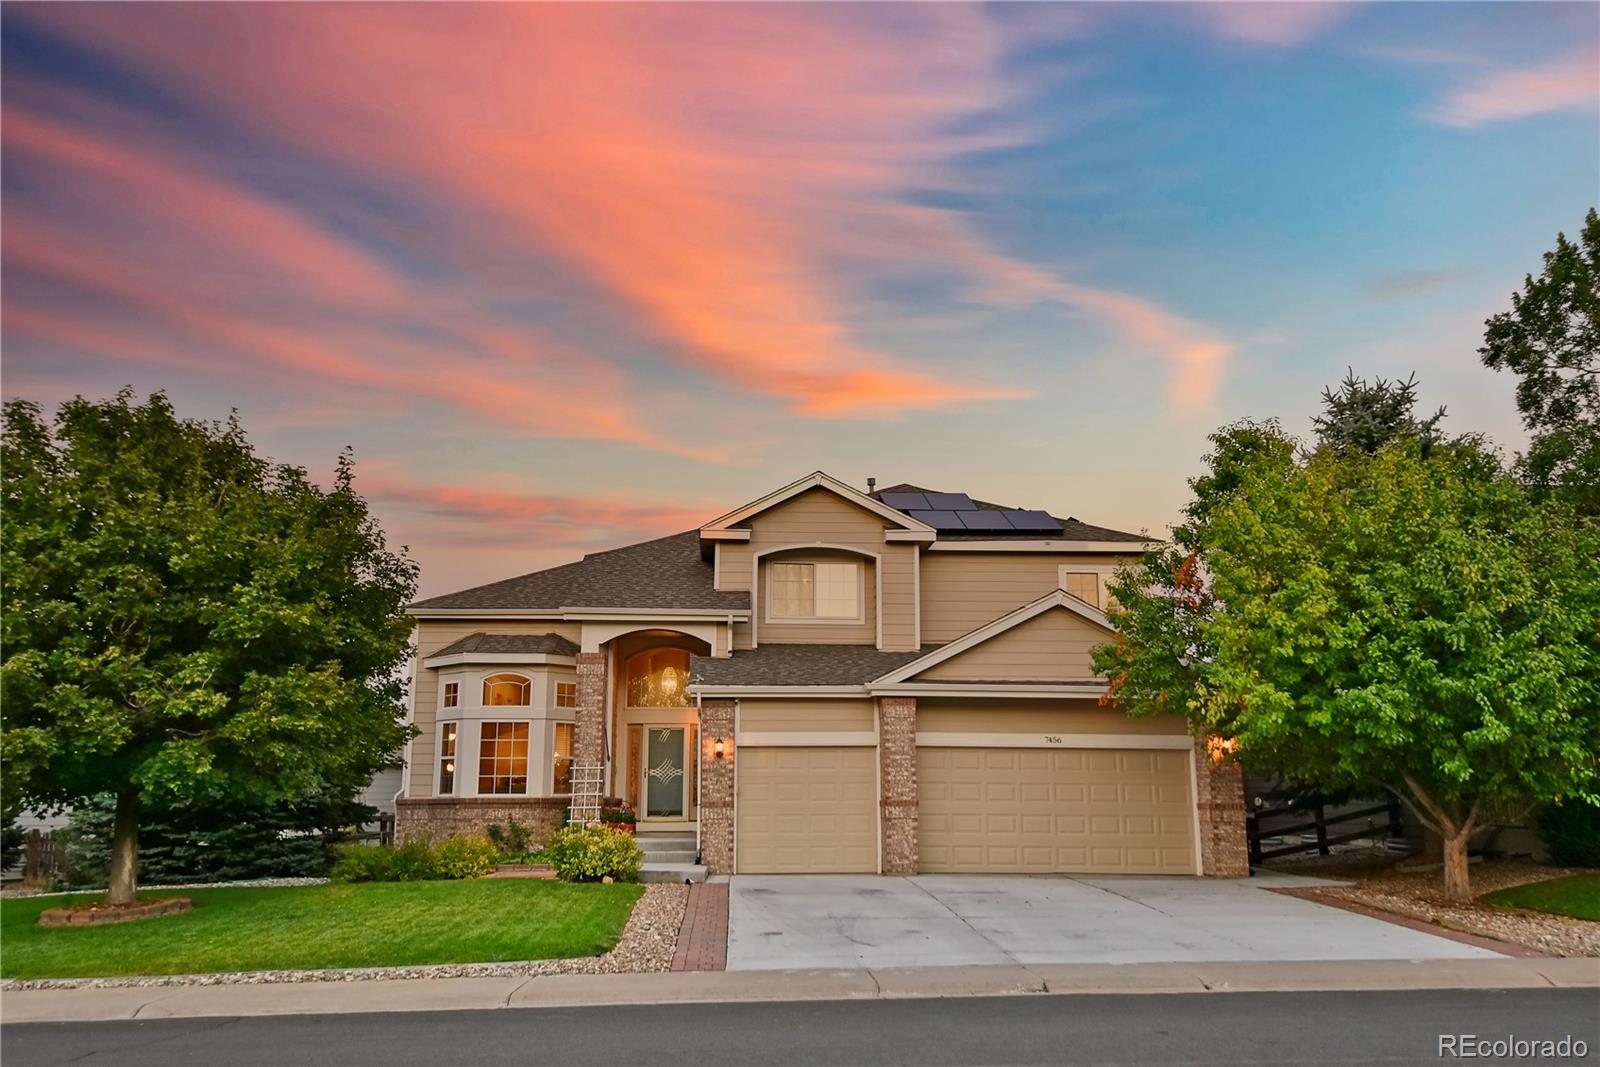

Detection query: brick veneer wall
(698, 699), (736, 874)
(396, 797), (569, 844)
(1194, 739), (1249, 877)
(878, 696), (918, 875)
(573, 651), (608, 767)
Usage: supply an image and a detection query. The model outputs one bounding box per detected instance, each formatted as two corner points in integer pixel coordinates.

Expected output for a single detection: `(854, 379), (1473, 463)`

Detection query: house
(398, 472), (1249, 877)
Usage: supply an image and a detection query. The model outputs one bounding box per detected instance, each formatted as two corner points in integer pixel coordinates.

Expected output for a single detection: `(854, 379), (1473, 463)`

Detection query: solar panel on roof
(956, 510), (1011, 530)
(1003, 510), (1064, 532)
(907, 509), (966, 529)
(923, 492), (976, 511)
(881, 491), (930, 510)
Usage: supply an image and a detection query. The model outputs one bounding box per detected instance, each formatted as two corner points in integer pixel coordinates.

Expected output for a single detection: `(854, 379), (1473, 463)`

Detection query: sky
(3, 2), (1596, 598)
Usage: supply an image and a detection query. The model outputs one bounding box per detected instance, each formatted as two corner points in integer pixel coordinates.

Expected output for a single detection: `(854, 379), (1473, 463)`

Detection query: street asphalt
(4, 988), (1596, 1066)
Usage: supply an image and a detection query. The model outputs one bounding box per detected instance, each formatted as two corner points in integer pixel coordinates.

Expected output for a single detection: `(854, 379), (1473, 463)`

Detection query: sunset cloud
(7, 4), (1232, 418)
(1192, 2), (1350, 46)
(1422, 43), (1599, 128)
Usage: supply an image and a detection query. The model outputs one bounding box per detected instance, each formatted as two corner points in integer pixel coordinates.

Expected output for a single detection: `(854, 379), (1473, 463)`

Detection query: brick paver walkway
(671, 882), (728, 971)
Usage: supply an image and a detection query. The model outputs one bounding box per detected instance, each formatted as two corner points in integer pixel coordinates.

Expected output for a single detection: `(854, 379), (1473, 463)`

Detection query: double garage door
(734, 742), (1195, 875)
(919, 747), (1197, 875)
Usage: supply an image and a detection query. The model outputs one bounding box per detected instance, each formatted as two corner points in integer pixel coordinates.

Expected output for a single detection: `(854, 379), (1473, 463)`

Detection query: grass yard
(1478, 874), (1600, 921)
(1, 879), (644, 980)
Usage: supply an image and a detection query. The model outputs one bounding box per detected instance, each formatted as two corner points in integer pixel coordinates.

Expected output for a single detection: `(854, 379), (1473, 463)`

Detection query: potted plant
(599, 804), (637, 836)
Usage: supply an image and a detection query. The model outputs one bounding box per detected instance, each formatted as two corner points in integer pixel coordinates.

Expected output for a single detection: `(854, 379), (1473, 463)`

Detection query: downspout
(693, 690), (703, 861)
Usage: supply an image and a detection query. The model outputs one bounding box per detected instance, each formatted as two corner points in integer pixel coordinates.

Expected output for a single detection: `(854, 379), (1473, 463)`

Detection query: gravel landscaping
(1, 883), (688, 990)
(1279, 858), (1600, 958)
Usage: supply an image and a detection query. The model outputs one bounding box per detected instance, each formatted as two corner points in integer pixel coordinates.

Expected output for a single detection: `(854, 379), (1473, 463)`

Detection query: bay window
(478, 721), (530, 794)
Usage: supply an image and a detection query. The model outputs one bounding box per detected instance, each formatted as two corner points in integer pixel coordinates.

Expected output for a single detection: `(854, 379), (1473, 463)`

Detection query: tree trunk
(1441, 827), (1473, 902)
(105, 790), (140, 907)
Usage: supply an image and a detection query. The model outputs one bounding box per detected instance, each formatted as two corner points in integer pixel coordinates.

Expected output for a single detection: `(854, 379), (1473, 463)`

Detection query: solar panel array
(880, 490), (1063, 535)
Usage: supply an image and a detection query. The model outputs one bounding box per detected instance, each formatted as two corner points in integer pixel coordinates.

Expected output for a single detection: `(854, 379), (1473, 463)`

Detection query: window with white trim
(478, 721), (530, 794)
(770, 561), (859, 619)
(442, 682), (459, 708)
(555, 681), (577, 708)
(483, 673), (532, 706)
(552, 722), (574, 795)
(438, 721), (459, 795)
(1062, 571), (1101, 608)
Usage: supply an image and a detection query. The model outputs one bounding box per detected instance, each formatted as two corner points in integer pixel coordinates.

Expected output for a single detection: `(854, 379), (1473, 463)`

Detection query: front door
(643, 727), (688, 819)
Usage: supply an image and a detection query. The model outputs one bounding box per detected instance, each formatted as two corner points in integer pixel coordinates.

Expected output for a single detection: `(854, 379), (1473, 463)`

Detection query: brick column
(573, 651), (608, 767)
(698, 699), (736, 874)
(878, 696), (918, 875)
(1194, 736), (1249, 877)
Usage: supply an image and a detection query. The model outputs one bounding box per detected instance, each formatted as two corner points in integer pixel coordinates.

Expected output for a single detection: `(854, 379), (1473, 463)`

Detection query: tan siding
(739, 699), (875, 733)
(717, 542), (752, 592)
(920, 552), (1138, 643)
(743, 488), (912, 648)
(408, 620), (582, 797)
(916, 608), (1110, 681)
(878, 544), (917, 651)
(759, 554), (876, 645)
(918, 700), (1187, 736)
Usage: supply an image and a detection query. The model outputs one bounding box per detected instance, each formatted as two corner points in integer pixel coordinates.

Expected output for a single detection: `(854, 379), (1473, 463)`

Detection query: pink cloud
(1192, 3), (1351, 46)
(1423, 43), (1599, 127)
(9, 4), (1233, 416)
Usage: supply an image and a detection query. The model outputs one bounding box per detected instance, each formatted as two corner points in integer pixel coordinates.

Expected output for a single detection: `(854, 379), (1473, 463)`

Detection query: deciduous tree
(1, 391), (417, 905)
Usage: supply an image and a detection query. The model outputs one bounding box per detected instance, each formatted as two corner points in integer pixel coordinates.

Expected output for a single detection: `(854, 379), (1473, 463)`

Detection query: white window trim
(473, 718), (536, 798)
(481, 671), (537, 709)
(442, 681), (460, 709)
(764, 559), (865, 625)
(551, 720), (576, 797)
(1058, 564), (1119, 610)
(434, 718), (461, 797)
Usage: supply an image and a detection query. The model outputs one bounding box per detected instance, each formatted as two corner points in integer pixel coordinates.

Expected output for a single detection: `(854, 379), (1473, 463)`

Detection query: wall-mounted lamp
(713, 737), (727, 760)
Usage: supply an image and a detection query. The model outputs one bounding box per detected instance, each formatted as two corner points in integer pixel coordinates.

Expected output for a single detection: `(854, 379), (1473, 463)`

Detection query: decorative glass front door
(644, 727), (687, 818)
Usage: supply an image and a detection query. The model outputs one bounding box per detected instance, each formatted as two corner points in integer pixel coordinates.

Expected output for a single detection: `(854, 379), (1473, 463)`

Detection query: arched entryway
(605, 630), (710, 827)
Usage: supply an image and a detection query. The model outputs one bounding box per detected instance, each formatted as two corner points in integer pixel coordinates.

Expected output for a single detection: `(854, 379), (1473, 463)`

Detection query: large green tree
(2, 392), (417, 905)
(1097, 389), (1600, 900)
(1481, 208), (1600, 516)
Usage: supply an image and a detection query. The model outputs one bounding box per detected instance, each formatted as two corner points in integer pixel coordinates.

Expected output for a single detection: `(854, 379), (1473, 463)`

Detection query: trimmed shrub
(329, 843), (393, 883)
(1538, 801), (1600, 867)
(432, 835), (498, 879)
(387, 839), (441, 881)
(546, 825), (644, 883)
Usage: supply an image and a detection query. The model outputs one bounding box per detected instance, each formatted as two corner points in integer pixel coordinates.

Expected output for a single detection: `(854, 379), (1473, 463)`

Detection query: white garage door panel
(919, 747), (1195, 875)
(737, 747), (877, 873)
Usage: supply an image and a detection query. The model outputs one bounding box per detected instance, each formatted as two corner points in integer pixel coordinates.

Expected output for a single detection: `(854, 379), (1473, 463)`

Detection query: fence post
(1314, 803), (1330, 855)
(1386, 795), (1402, 840)
(380, 812), (395, 848)
(1246, 811), (1262, 867)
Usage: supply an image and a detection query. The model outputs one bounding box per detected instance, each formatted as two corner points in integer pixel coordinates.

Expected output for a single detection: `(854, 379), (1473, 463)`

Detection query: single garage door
(737, 746), (877, 873)
(919, 747), (1195, 874)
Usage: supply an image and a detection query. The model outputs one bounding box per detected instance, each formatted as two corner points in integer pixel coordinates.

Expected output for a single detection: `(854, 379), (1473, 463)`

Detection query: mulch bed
(1270, 857), (1599, 958)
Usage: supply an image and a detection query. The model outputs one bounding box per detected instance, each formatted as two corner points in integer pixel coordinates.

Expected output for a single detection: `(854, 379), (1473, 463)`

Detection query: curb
(3, 958), (1595, 1025)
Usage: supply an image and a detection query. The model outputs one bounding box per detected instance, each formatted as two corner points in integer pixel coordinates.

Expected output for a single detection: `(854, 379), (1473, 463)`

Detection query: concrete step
(640, 863), (708, 884)
(638, 848), (698, 864)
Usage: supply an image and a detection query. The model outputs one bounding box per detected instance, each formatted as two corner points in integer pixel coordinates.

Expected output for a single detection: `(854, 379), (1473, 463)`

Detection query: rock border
(38, 897), (193, 927)
(3, 883), (688, 990)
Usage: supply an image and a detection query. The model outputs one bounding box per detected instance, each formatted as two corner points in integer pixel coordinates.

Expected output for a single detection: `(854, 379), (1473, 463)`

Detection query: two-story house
(398, 472), (1248, 877)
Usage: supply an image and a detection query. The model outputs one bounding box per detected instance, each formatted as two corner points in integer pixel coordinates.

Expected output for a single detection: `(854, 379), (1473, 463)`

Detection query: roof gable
(873, 589), (1113, 685)
(700, 471), (934, 540)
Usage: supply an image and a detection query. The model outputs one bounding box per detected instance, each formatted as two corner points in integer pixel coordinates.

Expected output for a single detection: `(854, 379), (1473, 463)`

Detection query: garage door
(737, 746), (877, 873)
(919, 747), (1195, 874)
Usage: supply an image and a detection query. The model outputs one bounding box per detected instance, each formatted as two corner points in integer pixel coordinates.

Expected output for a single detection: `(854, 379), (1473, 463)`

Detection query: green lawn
(1478, 874), (1600, 921)
(1, 879), (644, 980)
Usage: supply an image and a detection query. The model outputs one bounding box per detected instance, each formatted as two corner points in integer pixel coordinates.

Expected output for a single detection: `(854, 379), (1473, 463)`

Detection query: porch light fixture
(659, 666), (681, 697)
(713, 737), (727, 760)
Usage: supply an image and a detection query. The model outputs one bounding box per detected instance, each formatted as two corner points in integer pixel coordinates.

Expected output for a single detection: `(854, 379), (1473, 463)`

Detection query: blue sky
(3, 2), (1595, 595)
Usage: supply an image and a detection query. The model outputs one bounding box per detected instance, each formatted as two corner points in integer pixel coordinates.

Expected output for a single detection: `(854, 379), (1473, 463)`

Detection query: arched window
(626, 649), (691, 708)
(482, 673), (532, 706)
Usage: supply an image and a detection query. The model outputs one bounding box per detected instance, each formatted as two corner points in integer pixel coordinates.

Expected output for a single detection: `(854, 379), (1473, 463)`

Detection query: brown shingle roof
(430, 632), (580, 658)
(870, 483), (1148, 543)
(691, 644), (938, 687)
(410, 531), (749, 612)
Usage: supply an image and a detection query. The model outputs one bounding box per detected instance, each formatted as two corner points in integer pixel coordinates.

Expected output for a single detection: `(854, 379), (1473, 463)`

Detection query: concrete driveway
(726, 872), (1501, 971)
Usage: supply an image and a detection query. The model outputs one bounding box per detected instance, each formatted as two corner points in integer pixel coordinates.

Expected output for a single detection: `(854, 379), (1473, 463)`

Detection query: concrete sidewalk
(3, 958), (1595, 1024)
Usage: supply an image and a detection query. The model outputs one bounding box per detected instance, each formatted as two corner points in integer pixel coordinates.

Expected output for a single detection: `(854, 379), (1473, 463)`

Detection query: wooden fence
(1247, 795), (1404, 865)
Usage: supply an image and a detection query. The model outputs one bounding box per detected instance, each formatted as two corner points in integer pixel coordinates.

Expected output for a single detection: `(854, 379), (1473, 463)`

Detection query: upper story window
(483, 673), (532, 706)
(627, 648), (691, 708)
(1061, 571), (1101, 608)
(555, 681), (578, 708)
(770, 561), (859, 619)
(442, 682), (459, 708)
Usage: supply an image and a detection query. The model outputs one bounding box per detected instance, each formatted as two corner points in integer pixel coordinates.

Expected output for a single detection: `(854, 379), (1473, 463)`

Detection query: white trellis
(569, 762), (605, 825)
